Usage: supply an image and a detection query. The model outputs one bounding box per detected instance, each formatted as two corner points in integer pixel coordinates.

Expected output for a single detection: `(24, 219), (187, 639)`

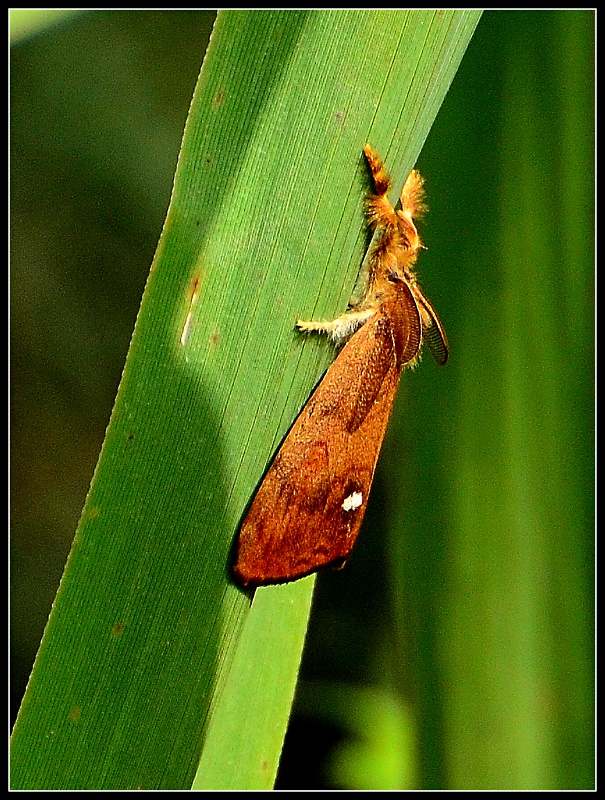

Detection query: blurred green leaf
(295, 681), (416, 790)
(383, 9), (594, 790)
(10, 9), (84, 45)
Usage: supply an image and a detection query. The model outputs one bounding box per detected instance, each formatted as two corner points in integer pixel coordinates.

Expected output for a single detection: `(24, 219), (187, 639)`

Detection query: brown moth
(233, 145), (448, 586)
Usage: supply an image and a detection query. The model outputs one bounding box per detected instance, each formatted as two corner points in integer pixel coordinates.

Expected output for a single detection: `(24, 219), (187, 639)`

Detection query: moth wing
(234, 280), (421, 586)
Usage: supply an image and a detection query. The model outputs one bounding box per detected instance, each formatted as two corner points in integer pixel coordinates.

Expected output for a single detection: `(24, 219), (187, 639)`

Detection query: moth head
(387, 269), (404, 284)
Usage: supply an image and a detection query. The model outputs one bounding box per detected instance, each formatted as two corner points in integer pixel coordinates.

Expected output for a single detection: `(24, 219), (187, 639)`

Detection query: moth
(233, 145), (448, 587)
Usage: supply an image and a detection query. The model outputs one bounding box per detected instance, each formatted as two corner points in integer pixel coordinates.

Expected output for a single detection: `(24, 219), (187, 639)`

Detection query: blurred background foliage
(11, 9), (593, 790)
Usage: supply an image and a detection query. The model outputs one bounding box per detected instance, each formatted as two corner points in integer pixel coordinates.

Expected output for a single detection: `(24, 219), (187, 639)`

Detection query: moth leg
(363, 144), (399, 230)
(297, 308), (376, 345)
(397, 170), (425, 253)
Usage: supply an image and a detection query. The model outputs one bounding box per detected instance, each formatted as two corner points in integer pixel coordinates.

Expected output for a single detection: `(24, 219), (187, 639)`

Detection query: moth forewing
(233, 279), (421, 587)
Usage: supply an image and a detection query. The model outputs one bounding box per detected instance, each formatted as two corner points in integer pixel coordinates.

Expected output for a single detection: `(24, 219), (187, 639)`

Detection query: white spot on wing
(342, 491), (363, 512)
